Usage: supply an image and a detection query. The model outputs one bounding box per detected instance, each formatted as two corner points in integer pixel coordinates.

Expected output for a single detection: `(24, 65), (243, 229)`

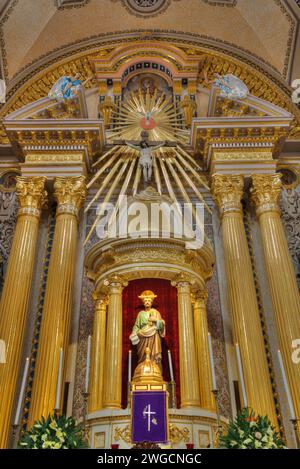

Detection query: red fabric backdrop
(122, 278), (180, 408)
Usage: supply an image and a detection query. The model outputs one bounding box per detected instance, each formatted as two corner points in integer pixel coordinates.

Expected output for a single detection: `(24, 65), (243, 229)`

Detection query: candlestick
(212, 389), (222, 448)
(290, 419), (300, 449)
(55, 348), (63, 411)
(208, 333), (217, 391)
(12, 423), (21, 449)
(235, 343), (248, 408)
(14, 357), (30, 426)
(277, 350), (296, 420)
(128, 350), (132, 382)
(168, 350), (175, 382)
(85, 335), (92, 394)
(0, 339), (6, 363)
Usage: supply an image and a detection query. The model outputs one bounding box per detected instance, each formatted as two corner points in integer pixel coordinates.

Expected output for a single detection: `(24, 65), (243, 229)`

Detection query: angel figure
(203, 69), (249, 100)
(48, 73), (91, 101)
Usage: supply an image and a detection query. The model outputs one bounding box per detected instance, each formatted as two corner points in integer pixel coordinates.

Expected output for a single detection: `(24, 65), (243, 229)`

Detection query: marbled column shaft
(88, 294), (107, 412)
(102, 280), (124, 409)
(28, 176), (86, 426)
(193, 290), (216, 411)
(176, 281), (200, 408)
(0, 177), (47, 448)
(251, 174), (300, 423)
(212, 174), (277, 425)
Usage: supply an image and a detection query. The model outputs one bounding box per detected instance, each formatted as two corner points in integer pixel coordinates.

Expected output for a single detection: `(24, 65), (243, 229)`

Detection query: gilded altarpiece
(72, 210), (232, 421)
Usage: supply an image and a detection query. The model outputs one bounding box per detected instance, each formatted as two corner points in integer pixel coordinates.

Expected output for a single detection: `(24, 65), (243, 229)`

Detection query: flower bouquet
(18, 414), (88, 449)
(219, 408), (286, 449)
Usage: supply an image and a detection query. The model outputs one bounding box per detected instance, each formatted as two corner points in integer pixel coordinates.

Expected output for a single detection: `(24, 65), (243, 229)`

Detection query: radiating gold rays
(107, 88), (189, 144)
(84, 144), (211, 245)
(84, 86), (210, 244)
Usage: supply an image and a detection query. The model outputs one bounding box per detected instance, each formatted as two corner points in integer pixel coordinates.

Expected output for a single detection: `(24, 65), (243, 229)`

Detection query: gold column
(88, 293), (107, 412)
(102, 278), (125, 409)
(175, 281), (200, 408)
(211, 174), (277, 424)
(193, 290), (216, 411)
(0, 177), (47, 448)
(251, 174), (300, 421)
(28, 176), (86, 426)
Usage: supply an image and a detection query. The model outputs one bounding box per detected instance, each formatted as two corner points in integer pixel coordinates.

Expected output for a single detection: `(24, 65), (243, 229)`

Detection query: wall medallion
(113, 0), (172, 17)
(113, 0), (236, 17)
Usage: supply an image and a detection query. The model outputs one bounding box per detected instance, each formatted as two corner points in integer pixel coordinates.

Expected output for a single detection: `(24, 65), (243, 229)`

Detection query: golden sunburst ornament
(107, 87), (189, 144)
(84, 86), (210, 244)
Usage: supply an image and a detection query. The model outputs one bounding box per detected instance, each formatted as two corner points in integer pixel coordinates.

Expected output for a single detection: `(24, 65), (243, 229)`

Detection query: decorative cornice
(15, 176), (47, 215)
(211, 174), (244, 215)
(250, 174), (282, 215)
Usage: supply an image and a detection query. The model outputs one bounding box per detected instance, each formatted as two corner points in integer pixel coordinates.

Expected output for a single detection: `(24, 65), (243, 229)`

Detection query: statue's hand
(149, 316), (157, 323)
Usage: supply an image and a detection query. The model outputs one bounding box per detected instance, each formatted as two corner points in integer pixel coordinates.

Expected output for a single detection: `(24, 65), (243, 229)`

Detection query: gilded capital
(194, 289), (208, 305)
(92, 291), (108, 310)
(103, 274), (128, 290)
(250, 174), (282, 216)
(54, 176), (87, 217)
(16, 176), (47, 217)
(171, 273), (194, 290)
(211, 174), (244, 216)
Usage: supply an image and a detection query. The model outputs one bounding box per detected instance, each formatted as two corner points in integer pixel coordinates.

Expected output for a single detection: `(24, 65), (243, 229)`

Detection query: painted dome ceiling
(0, 0), (299, 87)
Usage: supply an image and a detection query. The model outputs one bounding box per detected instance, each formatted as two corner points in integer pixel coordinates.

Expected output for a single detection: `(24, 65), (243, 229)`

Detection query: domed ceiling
(0, 0), (299, 89)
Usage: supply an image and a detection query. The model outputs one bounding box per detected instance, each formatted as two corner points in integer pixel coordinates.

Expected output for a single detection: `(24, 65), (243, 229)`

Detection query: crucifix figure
(125, 139), (166, 183)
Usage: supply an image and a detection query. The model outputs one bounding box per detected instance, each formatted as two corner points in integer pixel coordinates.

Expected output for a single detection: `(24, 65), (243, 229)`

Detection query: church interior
(0, 0), (300, 450)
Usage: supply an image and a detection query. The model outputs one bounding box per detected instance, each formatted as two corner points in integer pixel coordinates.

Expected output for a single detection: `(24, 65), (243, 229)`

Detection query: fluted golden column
(88, 293), (107, 412)
(175, 281), (200, 408)
(193, 290), (216, 411)
(28, 176), (86, 426)
(211, 174), (277, 424)
(251, 174), (300, 422)
(0, 177), (47, 448)
(102, 278), (125, 409)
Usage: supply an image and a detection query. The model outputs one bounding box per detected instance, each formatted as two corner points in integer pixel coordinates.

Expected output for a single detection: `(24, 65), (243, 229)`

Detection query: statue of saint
(130, 290), (165, 368)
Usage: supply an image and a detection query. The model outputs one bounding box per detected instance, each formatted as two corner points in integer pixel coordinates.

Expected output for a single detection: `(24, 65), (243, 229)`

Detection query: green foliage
(18, 414), (88, 449)
(219, 408), (286, 449)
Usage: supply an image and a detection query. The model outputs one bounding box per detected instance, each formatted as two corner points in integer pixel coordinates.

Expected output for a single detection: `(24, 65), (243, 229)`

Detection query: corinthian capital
(54, 176), (87, 216)
(194, 289), (208, 304)
(16, 176), (47, 216)
(211, 174), (244, 215)
(250, 174), (282, 215)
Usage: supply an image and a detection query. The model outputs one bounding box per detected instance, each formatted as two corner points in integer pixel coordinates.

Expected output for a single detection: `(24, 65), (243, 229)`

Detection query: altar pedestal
(86, 408), (227, 449)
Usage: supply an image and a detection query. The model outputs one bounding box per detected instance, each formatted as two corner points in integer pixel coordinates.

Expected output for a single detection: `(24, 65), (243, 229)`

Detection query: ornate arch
(1, 31), (299, 142)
